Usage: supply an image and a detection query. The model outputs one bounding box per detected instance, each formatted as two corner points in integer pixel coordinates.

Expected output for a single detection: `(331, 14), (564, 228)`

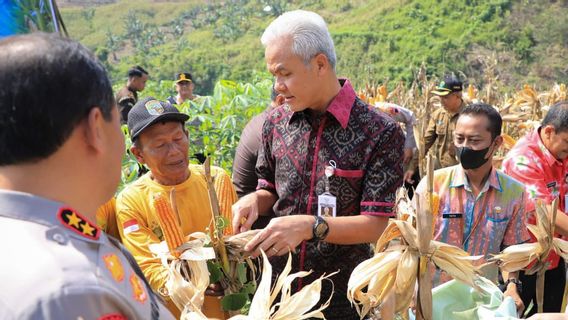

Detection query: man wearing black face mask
(415, 103), (529, 314)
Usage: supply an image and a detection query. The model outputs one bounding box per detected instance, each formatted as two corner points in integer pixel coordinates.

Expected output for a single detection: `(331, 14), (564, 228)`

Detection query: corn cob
(501, 134), (517, 150)
(153, 193), (185, 257)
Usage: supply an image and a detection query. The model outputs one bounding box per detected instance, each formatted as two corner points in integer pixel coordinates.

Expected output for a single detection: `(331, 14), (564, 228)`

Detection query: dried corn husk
(539, 83), (567, 108)
(184, 250), (334, 320)
(224, 229), (261, 261)
(510, 84), (542, 120)
(150, 232), (215, 318)
(348, 155), (482, 319)
(501, 134), (517, 150)
(489, 199), (568, 313)
(463, 84), (479, 104)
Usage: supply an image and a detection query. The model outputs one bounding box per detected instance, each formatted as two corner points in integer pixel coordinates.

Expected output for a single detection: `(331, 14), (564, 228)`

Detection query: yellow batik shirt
(116, 164), (237, 319)
(96, 197), (121, 241)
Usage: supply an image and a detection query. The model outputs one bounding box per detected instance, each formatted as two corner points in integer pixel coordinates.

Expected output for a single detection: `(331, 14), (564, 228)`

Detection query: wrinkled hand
(205, 282), (224, 297)
(504, 285), (524, 315)
(403, 169), (416, 184)
(403, 148), (413, 165)
(232, 193), (259, 234)
(244, 215), (314, 258)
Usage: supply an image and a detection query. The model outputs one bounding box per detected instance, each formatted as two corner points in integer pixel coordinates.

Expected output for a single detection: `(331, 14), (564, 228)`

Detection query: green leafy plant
(118, 78), (271, 191)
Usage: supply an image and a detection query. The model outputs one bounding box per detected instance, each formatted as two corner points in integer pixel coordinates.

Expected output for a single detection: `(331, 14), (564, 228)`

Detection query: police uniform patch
(103, 254), (125, 282)
(130, 273), (148, 304)
(57, 208), (100, 240)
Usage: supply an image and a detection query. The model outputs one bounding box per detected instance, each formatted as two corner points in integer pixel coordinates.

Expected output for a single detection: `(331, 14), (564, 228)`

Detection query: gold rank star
(81, 221), (95, 236)
(67, 212), (82, 229)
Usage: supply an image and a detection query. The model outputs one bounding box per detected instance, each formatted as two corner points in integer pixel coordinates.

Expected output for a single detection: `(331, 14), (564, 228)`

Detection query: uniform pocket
(486, 217), (509, 253)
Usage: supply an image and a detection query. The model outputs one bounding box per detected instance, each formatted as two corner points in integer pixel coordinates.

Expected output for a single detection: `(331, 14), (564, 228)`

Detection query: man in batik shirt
(416, 103), (528, 313)
(231, 10), (404, 320)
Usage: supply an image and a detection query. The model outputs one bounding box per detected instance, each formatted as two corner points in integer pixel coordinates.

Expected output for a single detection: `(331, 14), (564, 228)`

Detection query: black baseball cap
(432, 76), (463, 96)
(127, 97), (189, 140)
(175, 72), (193, 83)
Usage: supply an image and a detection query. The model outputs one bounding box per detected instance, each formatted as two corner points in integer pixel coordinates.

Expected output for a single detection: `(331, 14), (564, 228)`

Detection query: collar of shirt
(288, 78), (355, 129)
(449, 165), (502, 194)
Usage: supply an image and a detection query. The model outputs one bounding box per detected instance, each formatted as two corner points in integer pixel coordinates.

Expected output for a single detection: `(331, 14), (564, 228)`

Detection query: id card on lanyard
(318, 161), (337, 217)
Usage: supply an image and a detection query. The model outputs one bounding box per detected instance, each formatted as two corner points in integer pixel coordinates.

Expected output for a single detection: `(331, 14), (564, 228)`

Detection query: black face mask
(457, 143), (493, 170)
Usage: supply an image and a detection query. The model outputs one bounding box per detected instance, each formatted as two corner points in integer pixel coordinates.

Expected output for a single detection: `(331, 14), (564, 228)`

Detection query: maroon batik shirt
(256, 79), (404, 319)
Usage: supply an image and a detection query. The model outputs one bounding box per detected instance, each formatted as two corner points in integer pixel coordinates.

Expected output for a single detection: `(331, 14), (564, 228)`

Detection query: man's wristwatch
(312, 216), (329, 241)
(503, 278), (523, 294)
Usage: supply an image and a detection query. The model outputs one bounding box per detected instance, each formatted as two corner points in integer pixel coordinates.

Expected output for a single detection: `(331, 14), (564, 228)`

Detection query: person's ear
(484, 135), (502, 160)
(314, 53), (329, 73)
(83, 107), (106, 154)
(542, 125), (555, 141)
(130, 143), (145, 164)
(492, 135), (503, 151)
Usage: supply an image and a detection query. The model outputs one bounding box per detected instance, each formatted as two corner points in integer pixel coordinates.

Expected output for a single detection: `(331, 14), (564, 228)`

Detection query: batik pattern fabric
(256, 79), (404, 319)
(416, 165), (530, 286)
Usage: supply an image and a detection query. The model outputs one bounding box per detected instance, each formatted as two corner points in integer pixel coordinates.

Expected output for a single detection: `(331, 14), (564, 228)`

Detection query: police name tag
(318, 192), (336, 217)
(442, 213), (463, 219)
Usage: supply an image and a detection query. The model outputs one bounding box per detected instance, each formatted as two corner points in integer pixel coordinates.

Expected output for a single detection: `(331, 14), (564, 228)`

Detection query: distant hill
(61, 0), (568, 95)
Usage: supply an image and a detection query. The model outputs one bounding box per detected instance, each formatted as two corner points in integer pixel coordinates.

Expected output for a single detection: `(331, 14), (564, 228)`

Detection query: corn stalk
(203, 157), (231, 274)
(347, 154), (482, 319)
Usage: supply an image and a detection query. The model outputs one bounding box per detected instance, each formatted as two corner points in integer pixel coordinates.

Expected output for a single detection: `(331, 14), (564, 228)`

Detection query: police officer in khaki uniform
(424, 75), (466, 169)
(116, 66), (149, 124)
(0, 33), (173, 320)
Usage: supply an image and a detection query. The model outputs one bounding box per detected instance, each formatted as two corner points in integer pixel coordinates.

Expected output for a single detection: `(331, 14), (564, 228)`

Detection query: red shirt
(502, 128), (568, 269)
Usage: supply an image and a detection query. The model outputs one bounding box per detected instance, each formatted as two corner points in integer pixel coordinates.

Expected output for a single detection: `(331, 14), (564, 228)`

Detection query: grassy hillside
(61, 0), (568, 95)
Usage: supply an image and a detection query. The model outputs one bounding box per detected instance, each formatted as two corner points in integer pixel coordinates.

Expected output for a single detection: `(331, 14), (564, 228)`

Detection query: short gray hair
(261, 10), (336, 70)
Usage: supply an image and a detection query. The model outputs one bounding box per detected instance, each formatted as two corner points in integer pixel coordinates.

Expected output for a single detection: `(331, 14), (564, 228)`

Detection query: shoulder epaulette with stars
(57, 207), (100, 240)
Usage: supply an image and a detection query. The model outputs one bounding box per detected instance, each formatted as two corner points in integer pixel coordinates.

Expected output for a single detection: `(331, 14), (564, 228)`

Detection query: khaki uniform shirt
(423, 102), (465, 169)
(116, 86), (138, 124)
(0, 190), (174, 320)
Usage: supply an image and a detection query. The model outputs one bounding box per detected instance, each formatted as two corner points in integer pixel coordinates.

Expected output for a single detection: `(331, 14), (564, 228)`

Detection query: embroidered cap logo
(145, 100), (164, 116)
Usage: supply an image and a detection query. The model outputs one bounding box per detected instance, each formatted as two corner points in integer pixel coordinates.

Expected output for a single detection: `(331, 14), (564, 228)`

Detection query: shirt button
(46, 227), (68, 245)
(53, 233), (67, 245)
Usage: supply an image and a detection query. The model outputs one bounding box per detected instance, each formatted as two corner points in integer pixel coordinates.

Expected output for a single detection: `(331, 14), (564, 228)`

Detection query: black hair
(128, 65), (148, 78)
(542, 101), (568, 133)
(0, 33), (114, 165)
(459, 103), (502, 139)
